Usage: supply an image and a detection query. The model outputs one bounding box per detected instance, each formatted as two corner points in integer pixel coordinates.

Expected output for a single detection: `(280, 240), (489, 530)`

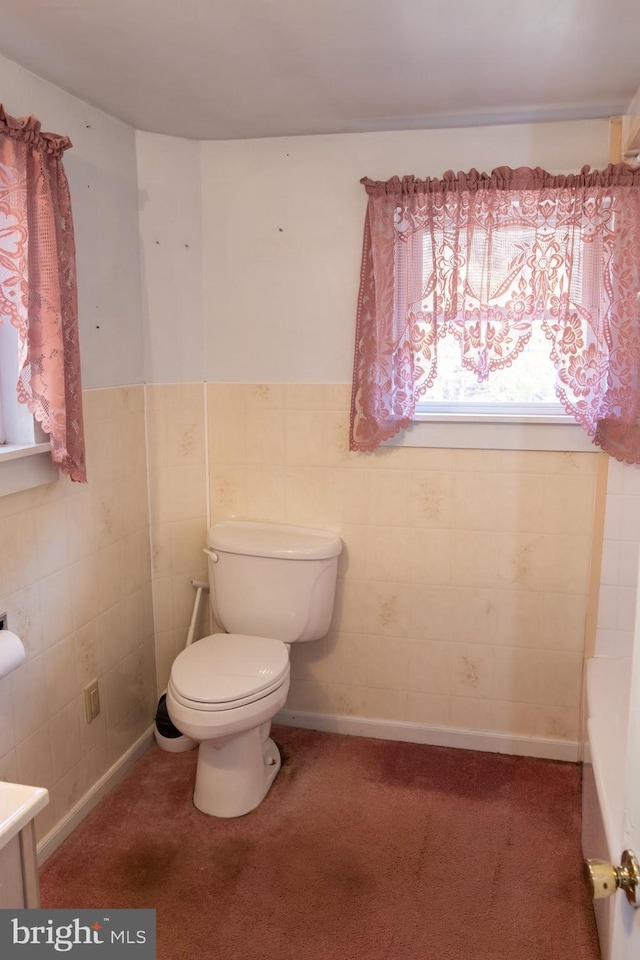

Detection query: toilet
(166, 520), (342, 818)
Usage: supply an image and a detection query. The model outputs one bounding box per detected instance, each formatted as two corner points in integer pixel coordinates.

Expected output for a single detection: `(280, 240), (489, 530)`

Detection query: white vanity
(0, 782), (48, 908)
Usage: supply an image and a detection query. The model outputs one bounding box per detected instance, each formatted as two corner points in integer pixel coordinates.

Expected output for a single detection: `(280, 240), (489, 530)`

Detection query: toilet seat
(169, 633), (289, 711)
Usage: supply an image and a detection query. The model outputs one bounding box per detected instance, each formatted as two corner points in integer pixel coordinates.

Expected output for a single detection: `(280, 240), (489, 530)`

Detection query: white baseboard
(275, 710), (579, 762)
(37, 726), (155, 866)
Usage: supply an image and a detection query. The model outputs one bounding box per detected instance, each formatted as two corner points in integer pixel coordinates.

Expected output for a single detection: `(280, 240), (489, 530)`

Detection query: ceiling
(0, 0), (639, 141)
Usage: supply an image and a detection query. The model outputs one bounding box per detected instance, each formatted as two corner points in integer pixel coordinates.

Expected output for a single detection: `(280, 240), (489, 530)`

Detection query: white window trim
(0, 324), (58, 496)
(385, 416), (598, 453)
(0, 444), (57, 497)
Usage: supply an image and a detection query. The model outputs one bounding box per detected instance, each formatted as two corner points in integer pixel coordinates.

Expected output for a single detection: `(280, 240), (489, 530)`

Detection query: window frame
(405, 182), (603, 447)
(0, 321), (56, 495)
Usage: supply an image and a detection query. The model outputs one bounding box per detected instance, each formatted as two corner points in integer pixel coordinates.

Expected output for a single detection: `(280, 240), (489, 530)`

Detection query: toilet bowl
(167, 520), (341, 818)
(167, 633), (290, 817)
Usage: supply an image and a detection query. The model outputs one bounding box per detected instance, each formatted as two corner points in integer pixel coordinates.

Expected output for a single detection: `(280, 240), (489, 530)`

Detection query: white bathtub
(582, 656), (632, 960)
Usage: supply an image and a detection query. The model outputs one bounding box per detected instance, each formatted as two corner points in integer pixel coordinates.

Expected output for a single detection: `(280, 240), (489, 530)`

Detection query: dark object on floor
(155, 694), (182, 738)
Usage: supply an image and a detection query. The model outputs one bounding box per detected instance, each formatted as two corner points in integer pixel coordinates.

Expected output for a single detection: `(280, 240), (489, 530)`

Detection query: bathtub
(582, 656), (632, 960)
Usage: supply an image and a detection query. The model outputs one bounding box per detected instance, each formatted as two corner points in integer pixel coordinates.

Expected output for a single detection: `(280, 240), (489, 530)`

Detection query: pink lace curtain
(350, 163), (640, 463)
(0, 105), (85, 482)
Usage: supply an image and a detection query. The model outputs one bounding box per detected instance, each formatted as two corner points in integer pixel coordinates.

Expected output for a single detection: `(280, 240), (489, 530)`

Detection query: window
(0, 320), (56, 496)
(411, 200), (604, 425)
(350, 165), (640, 462)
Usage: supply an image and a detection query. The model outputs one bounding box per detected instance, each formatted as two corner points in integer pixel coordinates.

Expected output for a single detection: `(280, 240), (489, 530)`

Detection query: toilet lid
(170, 634), (289, 706)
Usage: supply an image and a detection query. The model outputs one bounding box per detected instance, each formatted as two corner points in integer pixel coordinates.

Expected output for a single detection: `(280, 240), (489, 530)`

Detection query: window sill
(385, 418), (598, 453)
(0, 443), (58, 498)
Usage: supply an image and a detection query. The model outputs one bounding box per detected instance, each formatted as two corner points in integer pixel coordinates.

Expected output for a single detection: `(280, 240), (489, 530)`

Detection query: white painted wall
(136, 132), (204, 384)
(198, 119), (610, 383)
(0, 54), (143, 389)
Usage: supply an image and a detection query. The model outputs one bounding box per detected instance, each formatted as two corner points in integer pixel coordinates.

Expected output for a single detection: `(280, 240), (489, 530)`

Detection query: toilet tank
(206, 521), (342, 643)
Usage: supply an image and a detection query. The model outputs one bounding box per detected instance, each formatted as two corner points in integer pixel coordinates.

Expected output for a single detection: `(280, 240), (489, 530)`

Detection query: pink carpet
(40, 726), (600, 960)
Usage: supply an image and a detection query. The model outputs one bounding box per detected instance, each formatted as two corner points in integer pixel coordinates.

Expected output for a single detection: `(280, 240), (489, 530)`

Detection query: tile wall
(0, 386), (155, 842)
(596, 459), (640, 659)
(146, 384), (209, 693)
(149, 382), (601, 746)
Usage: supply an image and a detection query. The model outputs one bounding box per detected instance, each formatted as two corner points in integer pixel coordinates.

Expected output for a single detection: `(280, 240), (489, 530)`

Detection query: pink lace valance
(361, 163), (640, 196)
(350, 163), (640, 463)
(0, 104), (85, 482)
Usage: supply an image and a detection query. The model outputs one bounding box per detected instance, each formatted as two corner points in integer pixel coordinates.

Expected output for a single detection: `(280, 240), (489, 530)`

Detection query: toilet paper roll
(0, 630), (25, 680)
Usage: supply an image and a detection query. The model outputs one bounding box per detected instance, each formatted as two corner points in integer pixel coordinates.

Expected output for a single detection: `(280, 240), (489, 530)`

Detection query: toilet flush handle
(203, 548), (219, 563)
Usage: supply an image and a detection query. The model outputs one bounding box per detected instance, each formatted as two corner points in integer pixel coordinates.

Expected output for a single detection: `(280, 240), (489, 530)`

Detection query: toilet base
(193, 725), (282, 818)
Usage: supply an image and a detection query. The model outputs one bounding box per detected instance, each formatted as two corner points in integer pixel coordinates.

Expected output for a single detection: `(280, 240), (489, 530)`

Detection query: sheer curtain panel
(0, 105), (85, 482)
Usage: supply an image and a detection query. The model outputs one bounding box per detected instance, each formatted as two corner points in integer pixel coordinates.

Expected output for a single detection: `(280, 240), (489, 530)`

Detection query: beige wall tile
(495, 474), (545, 533)
(165, 408), (205, 467)
(542, 535), (591, 594)
(244, 466), (287, 521)
(449, 588), (496, 645)
(286, 679), (332, 713)
(246, 409), (286, 466)
(450, 696), (493, 730)
(365, 582), (411, 638)
(538, 593), (587, 652)
(543, 475), (596, 535)
(324, 682), (366, 717)
(336, 525), (368, 581)
(449, 643), (494, 700)
(1, 511), (41, 595)
(4, 584), (42, 659)
(208, 408), (246, 464)
(492, 590), (545, 647)
(495, 532), (547, 591)
(409, 471), (453, 529)
(452, 472), (499, 531)
(0, 676), (16, 758)
(362, 687), (407, 721)
(408, 585), (454, 642)
(406, 692), (451, 726)
(49, 700), (82, 783)
(491, 700), (538, 735)
(537, 650), (583, 708)
(369, 469), (412, 527)
(407, 640), (450, 696)
(288, 637), (328, 682)
(209, 465), (247, 519)
(365, 637), (410, 690)
(492, 646), (539, 703)
(11, 657), (49, 742)
(451, 531), (497, 588)
(364, 527), (414, 583)
(16, 724), (53, 792)
(536, 704), (580, 741)
(44, 636), (78, 716)
(324, 633), (368, 687)
(69, 556), (101, 630)
(0, 386), (154, 845)
(74, 619), (103, 689)
(408, 528), (454, 585)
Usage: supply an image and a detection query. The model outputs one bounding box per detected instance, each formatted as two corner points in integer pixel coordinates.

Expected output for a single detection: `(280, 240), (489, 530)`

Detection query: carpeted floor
(40, 726), (600, 960)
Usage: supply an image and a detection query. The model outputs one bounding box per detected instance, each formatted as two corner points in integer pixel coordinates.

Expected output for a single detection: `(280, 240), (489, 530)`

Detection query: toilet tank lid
(208, 520), (342, 560)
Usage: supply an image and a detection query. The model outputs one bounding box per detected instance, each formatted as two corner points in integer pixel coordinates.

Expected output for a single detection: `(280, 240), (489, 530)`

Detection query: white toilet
(166, 520), (342, 818)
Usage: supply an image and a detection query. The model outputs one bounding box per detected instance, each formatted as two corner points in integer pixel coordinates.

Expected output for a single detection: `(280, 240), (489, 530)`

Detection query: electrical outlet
(84, 679), (100, 723)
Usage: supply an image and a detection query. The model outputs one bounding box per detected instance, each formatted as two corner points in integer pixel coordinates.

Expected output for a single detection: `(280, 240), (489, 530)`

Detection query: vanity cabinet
(0, 783), (48, 909)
